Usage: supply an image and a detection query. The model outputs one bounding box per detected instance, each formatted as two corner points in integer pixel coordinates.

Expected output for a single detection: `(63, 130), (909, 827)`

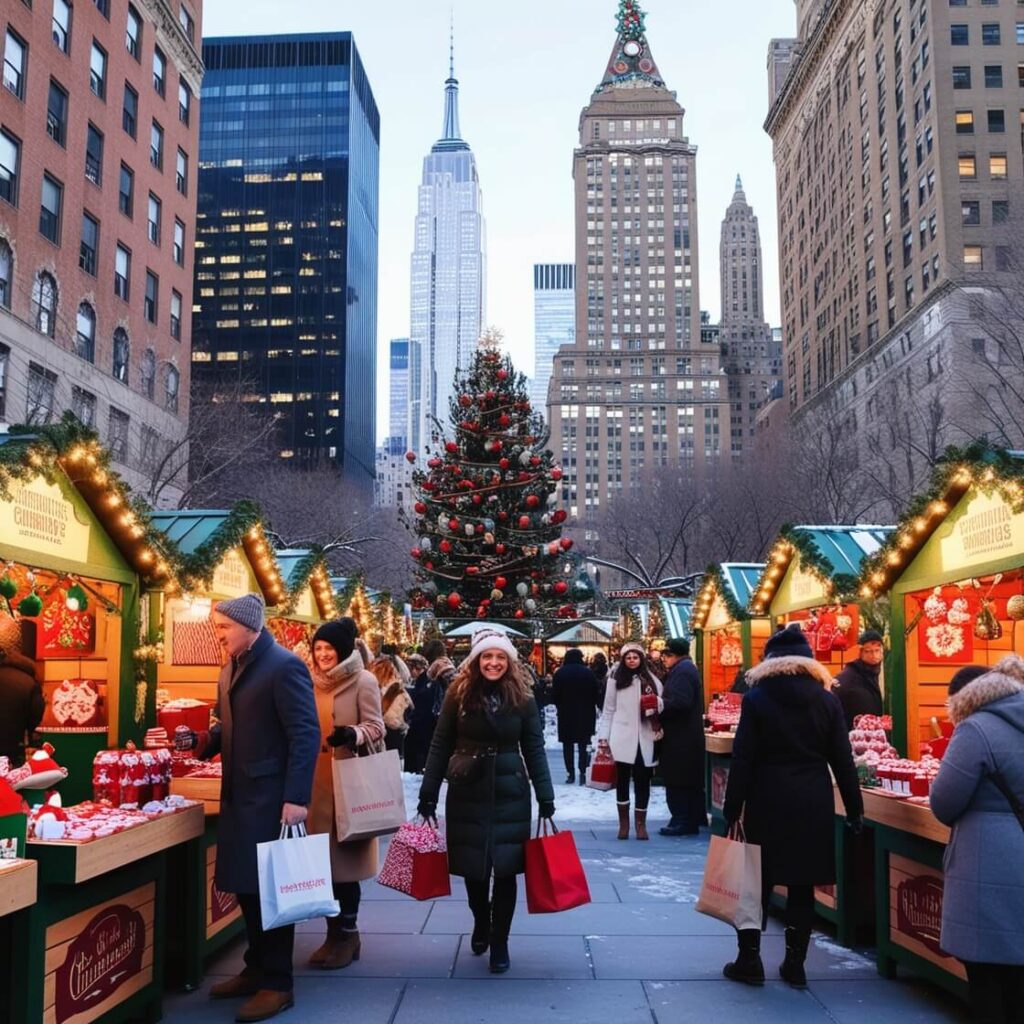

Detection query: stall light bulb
(887, 552), (902, 567)
(108, 493), (122, 507)
(861, 586), (873, 598)
(872, 572), (885, 586)
(914, 518), (928, 532)
(140, 550), (154, 564)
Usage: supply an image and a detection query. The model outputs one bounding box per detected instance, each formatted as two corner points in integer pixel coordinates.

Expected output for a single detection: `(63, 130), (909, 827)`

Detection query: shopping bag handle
(727, 819), (746, 843)
(278, 822), (308, 839)
(413, 813), (439, 829)
(534, 816), (559, 838)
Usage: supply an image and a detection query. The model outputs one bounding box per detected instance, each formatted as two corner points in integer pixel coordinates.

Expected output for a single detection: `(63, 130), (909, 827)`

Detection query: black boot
(723, 929), (765, 986)
(466, 886), (490, 956)
(780, 927), (811, 988)
(489, 880), (515, 974)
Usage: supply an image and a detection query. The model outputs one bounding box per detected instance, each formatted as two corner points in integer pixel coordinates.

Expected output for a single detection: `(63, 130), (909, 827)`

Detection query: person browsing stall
(833, 628), (885, 729)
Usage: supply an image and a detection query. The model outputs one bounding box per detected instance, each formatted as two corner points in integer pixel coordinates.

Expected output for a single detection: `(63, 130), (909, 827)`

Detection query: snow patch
(812, 934), (875, 971)
(623, 873), (698, 903)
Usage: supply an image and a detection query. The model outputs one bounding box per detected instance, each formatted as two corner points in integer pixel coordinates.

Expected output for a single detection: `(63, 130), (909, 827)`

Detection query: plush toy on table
(0, 743), (69, 791)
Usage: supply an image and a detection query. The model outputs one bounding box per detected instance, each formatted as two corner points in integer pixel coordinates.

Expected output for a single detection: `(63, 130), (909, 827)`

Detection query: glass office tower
(193, 34), (379, 480)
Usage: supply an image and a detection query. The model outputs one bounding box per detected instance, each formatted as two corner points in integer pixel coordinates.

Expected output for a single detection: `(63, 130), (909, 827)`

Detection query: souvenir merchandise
(36, 585), (95, 658)
(0, 777), (27, 858)
(41, 678), (104, 729)
(91, 742), (173, 807)
(28, 794), (196, 843)
(158, 698), (212, 734)
(2, 744), (69, 791)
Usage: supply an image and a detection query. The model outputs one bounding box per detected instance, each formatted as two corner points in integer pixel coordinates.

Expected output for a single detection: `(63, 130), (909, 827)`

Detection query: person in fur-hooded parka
(931, 656), (1024, 1015)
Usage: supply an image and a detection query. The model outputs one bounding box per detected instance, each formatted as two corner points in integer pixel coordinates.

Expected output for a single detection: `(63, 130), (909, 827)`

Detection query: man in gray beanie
(201, 594), (320, 1021)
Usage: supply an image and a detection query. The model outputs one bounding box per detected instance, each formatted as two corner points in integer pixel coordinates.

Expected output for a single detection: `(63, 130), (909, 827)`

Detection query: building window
(179, 3), (194, 42)
(89, 41), (106, 98)
(0, 131), (17, 206)
(140, 347), (155, 398)
(996, 245), (1012, 270)
(955, 110), (974, 133)
(962, 200), (981, 225)
(144, 270), (158, 322)
(71, 387), (96, 428)
(1018, 22), (1024, 44)
(959, 153), (978, 179)
(47, 80), (68, 145)
(175, 148), (188, 194)
(107, 407), (129, 459)
(152, 47), (166, 96)
(951, 24), (969, 45)
(33, 272), (58, 336)
(79, 211), (98, 274)
(4, 31), (27, 100)
(123, 82), (138, 137)
(983, 23), (1001, 45)
(164, 365), (179, 412)
(147, 193), (161, 244)
(39, 174), (62, 242)
(990, 153), (1008, 178)
(964, 245), (984, 268)
(170, 289), (182, 339)
(85, 123), (103, 185)
(993, 199), (1010, 223)
(0, 240), (10, 307)
(150, 121), (163, 170)
(119, 163), (134, 216)
(985, 65), (1004, 87)
(93, 0), (110, 17)
(170, 220), (184, 266)
(0, 344), (8, 419)
(126, 4), (141, 59)
(114, 243), (130, 299)
(178, 80), (191, 125)
(26, 364), (57, 425)
(988, 108), (1006, 132)
(953, 65), (972, 89)
(112, 327), (129, 381)
(74, 301), (95, 362)
(52, 0), (72, 53)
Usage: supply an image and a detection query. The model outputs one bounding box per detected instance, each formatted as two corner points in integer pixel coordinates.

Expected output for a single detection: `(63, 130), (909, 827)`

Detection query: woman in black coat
(721, 625), (862, 989)
(658, 638), (706, 835)
(551, 648), (600, 784)
(418, 630), (554, 975)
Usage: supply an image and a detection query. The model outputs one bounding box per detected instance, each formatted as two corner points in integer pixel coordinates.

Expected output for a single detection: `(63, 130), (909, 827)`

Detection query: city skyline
(198, 0), (794, 443)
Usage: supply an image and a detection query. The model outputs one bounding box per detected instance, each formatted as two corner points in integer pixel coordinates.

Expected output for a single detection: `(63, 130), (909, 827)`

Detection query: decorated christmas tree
(406, 332), (573, 621)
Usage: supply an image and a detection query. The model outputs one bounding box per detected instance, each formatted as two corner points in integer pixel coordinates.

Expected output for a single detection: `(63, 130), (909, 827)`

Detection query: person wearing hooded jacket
(551, 648), (601, 784)
(931, 657), (1024, 1023)
(417, 629), (554, 975)
(722, 624), (862, 989)
(0, 613), (43, 767)
(305, 618), (386, 971)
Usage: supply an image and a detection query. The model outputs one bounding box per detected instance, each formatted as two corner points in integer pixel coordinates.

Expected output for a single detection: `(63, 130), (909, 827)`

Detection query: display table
(704, 732), (733, 836)
(1, 860), (38, 1024)
(13, 804), (202, 1024)
(170, 777), (221, 817)
(861, 789), (966, 998)
(0, 859), (37, 916)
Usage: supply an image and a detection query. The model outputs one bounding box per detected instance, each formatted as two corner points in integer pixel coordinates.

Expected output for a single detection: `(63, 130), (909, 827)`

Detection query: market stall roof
(150, 503), (286, 605)
(546, 618), (617, 645)
(273, 548), (334, 620)
(0, 423), (172, 585)
(659, 598), (692, 640)
(750, 525), (895, 615)
(445, 621), (528, 639)
(859, 445), (1024, 598)
(330, 576), (383, 602)
(692, 563), (765, 631)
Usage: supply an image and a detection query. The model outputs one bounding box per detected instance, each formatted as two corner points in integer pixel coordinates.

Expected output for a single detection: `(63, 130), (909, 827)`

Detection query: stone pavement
(163, 755), (970, 1024)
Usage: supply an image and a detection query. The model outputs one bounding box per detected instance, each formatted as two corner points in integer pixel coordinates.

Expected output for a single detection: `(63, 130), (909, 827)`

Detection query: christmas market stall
(852, 448), (1024, 997)
(543, 618), (617, 672)
(690, 564), (767, 835)
(267, 548), (334, 655)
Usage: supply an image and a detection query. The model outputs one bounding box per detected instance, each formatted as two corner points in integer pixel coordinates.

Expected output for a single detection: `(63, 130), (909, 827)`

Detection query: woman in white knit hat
(417, 628), (555, 975)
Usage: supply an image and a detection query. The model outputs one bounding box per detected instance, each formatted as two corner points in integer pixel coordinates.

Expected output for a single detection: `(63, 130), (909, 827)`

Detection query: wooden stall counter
(170, 777), (221, 817)
(0, 859), (37, 917)
(859, 789), (950, 844)
(705, 733), (735, 756)
(704, 731), (735, 836)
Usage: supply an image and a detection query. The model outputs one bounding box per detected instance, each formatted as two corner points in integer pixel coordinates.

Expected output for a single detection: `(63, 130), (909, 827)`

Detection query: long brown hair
(369, 655), (400, 689)
(447, 655), (532, 713)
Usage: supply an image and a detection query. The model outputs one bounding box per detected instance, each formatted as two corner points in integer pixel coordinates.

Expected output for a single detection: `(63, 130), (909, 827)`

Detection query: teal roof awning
(149, 509), (232, 556)
(275, 548), (316, 589)
(660, 598), (692, 639)
(718, 564), (764, 610)
(791, 526), (895, 577)
(546, 619), (617, 645)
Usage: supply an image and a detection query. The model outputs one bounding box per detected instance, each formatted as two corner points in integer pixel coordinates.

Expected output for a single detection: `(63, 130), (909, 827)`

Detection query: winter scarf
(640, 675), (663, 738)
(313, 649), (364, 693)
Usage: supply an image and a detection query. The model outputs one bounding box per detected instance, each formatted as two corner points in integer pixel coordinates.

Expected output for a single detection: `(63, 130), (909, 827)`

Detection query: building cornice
(140, 0), (204, 92)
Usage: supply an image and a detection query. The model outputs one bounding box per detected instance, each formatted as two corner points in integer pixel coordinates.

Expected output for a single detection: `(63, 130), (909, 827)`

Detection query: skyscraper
(531, 264), (575, 415)
(547, 0), (730, 521)
(388, 337), (410, 454)
(193, 34), (380, 482)
(718, 176), (781, 460)
(408, 39), (486, 455)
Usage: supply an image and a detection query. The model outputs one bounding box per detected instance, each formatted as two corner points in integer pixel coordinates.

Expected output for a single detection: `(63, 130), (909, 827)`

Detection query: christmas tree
(406, 332), (573, 621)
(339, 578), (376, 643)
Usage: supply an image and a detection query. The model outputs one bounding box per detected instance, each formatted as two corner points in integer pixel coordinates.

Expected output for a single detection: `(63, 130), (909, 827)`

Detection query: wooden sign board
(939, 489), (1024, 574)
(0, 477), (91, 563)
(205, 844), (241, 940)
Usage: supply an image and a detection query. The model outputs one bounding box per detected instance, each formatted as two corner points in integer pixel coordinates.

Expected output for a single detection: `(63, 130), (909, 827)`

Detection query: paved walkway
(164, 754), (969, 1024)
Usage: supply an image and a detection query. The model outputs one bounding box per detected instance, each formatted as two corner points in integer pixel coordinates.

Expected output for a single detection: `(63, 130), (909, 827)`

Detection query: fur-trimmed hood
(746, 655), (835, 689)
(949, 663), (1024, 726)
(427, 657), (456, 682)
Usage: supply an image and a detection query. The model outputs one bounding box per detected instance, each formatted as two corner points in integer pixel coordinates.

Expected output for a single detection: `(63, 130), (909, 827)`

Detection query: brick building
(1, 0), (202, 505)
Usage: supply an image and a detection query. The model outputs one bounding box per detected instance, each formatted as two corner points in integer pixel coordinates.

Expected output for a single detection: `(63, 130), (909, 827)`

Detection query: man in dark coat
(658, 638), (706, 835)
(202, 594), (320, 1021)
(833, 629), (885, 728)
(551, 648), (600, 784)
(722, 624), (862, 989)
(0, 613), (43, 766)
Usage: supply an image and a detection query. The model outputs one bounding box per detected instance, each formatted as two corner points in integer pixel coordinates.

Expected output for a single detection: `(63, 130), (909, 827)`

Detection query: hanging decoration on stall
(268, 618), (311, 652)
(973, 574), (1004, 640)
(42, 679), (104, 729)
(717, 631), (743, 668)
(36, 581), (96, 658)
(403, 331), (570, 622)
(918, 585), (974, 663)
(171, 618), (221, 666)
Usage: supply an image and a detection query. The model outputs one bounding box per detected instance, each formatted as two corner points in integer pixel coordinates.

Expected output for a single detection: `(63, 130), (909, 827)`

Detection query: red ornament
(498, 414), (511, 428)
(518, 472), (531, 482)
(554, 581), (569, 596)
(414, 501), (427, 514)
(472, 494), (483, 505)
(518, 515), (531, 529)
(497, 369), (509, 381)
(560, 538), (574, 551)
(449, 518), (460, 531)
(498, 511), (509, 522)
(551, 468), (563, 481)
(445, 441), (459, 454)
(447, 592), (462, 610)
(552, 510), (567, 525)
(405, 451), (417, 463)
(459, 394), (472, 407)
(495, 576), (508, 589)
(466, 566), (479, 575)
(526, 495), (540, 508)
(411, 548), (422, 559)
(428, 457), (442, 469)
(424, 561), (434, 570)
(486, 390), (496, 401)
(492, 440), (502, 453)
(477, 606), (488, 618)
(422, 481), (435, 492)
(514, 609), (525, 619)
(530, 456), (541, 468)
(496, 543), (507, 555)
(499, 458), (510, 471)
(439, 540), (452, 554)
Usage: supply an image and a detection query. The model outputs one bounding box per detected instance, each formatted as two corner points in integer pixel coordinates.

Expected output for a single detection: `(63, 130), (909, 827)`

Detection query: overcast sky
(201, 0), (798, 442)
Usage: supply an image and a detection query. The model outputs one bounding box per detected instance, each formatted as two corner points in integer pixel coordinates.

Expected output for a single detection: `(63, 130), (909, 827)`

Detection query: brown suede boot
(234, 989), (294, 1022)
(616, 801), (630, 840)
(308, 915), (343, 966)
(320, 929), (360, 970)
(635, 808), (649, 840)
(209, 973), (261, 1000)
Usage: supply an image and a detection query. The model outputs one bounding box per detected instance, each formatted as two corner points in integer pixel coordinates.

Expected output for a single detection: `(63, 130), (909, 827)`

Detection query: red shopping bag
(586, 749), (617, 791)
(377, 821), (451, 901)
(524, 820), (591, 914)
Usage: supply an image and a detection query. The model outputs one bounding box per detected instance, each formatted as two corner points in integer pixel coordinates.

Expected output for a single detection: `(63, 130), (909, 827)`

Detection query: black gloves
(846, 816), (864, 835)
(417, 800), (437, 821)
(327, 725), (358, 748)
(538, 801), (556, 820)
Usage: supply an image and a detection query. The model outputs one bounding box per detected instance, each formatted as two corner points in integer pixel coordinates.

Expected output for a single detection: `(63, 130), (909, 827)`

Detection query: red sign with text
(896, 875), (946, 957)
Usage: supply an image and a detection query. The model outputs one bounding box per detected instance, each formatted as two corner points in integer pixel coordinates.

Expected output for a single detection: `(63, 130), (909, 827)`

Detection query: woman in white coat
(597, 642), (664, 840)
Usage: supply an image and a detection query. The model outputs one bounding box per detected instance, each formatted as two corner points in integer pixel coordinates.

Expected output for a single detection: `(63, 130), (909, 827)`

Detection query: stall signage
(0, 476), (90, 561)
(895, 874), (946, 957)
(940, 489), (1024, 572)
(54, 903), (145, 1024)
(212, 549), (249, 597)
(789, 565), (829, 605)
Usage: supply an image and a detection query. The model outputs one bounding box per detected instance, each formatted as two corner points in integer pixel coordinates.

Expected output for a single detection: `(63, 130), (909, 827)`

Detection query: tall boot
(308, 913), (343, 966)
(489, 880), (516, 974)
(634, 807), (649, 841)
(779, 927), (811, 988)
(616, 801), (630, 840)
(466, 883), (491, 956)
(723, 929), (765, 986)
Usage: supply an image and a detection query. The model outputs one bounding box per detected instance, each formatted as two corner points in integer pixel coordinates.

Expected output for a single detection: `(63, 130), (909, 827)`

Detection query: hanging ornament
(554, 581), (569, 596)
(0, 575), (16, 601)
(525, 599), (537, 613)
(499, 458), (510, 471)
(495, 576), (508, 590)
(516, 582), (529, 598)
(411, 547), (423, 560)
(447, 592), (462, 610)
(1008, 594), (1024, 620)
(439, 540), (452, 554)
(414, 501), (427, 515)
(405, 451), (417, 463)
(526, 495), (540, 508)
(18, 593), (43, 617)
(519, 451), (532, 467)
(560, 538), (574, 551)
(518, 515), (531, 529)
(550, 468), (563, 481)
(419, 537), (433, 553)
(459, 394), (472, 407)
(465, 524), (475, 537)
(974, 600), (1002, 641)
(491, 589), (504, 601)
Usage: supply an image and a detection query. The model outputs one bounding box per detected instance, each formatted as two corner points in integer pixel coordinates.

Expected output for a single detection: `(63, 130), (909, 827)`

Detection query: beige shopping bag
(332, 747), (406, 842)
(695, 823), (763, 931)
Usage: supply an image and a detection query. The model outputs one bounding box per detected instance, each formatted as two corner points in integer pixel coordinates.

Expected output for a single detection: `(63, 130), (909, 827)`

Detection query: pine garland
(175, 499), (264, 591)
(693, 564), (750, 629)
(275, 548), (325, 616)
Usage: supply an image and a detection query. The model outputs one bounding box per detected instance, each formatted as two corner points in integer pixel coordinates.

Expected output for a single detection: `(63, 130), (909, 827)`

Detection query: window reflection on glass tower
(193, 34), (379, 481)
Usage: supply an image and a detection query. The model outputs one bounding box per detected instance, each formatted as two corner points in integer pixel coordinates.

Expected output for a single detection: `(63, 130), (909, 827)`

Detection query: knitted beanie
(665, 637), (691, 657)
(764, 623), (814, 660)
(213, 594), (265, 632)
(467, 628), (518, 665)
(312, 618), (358, 662)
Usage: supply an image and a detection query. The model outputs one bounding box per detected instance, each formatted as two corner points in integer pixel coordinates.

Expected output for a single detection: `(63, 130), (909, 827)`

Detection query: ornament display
(43, 679), (103, 728)
(1008, 594), (1024, 620)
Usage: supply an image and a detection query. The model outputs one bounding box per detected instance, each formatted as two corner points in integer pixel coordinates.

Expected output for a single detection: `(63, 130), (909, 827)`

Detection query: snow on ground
(813, 934), (876, 970)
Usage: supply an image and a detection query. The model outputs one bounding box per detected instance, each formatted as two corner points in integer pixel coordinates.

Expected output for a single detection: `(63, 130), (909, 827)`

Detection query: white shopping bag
(333, 748), (406, 842)
(257, 824), (340, 929)
(695, 823), (763, 931)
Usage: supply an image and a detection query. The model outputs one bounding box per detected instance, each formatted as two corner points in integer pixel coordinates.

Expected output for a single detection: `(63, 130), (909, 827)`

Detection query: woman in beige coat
(307, 618), (385, 970)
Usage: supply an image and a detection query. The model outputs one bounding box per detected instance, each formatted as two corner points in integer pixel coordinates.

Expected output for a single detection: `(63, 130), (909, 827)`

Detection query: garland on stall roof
(695, 564), (748, 627)
(275, 548), (324, 616)
(859, 442), (1024, 598)
(175, 499), (265, 590)
(332, 573), (363, 615)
